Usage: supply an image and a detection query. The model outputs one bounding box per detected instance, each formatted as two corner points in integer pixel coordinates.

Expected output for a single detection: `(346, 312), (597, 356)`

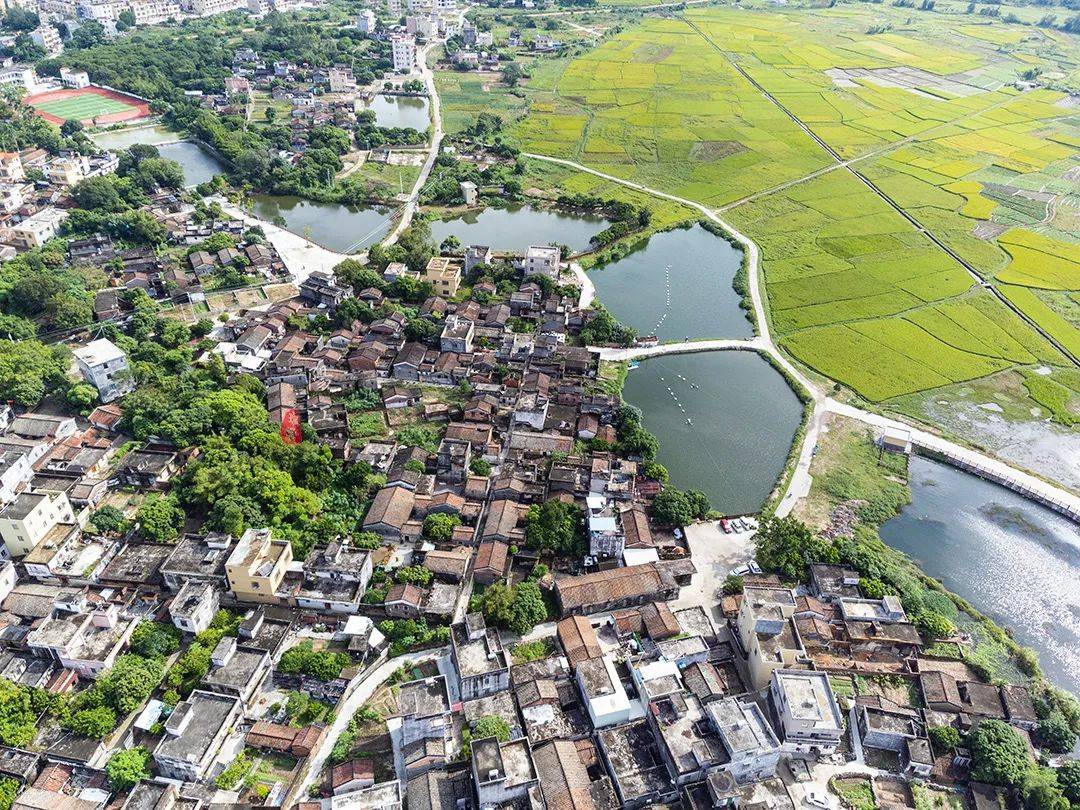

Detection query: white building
(72, 338), (134, 403)
(0, 449), (34, 509)
(0, 64), (36, 91)
(170, 579), (220, 635)
(44, 154), (91, 186)
(328, 66), (356, 93)
(190, 0), (246, 15)
(0, 560), (15, 604)
(708, 697), (782, 784)
(154, 691), (243, 782)
(0, 152), (25, 183)
(769, 669), (844, 757)
(60, 67), (91, 89)
(521, 245), (560, 279)
(387, 0), (401, 13)
(30, 25), (63, 56)
(6, 207), (68, 250)
(575, 655), (643, 729)
(357, 8), (375, 32)
(0, 184), (24, 215)
(391, 34), (416, 72)
(0, 490), (76, 558)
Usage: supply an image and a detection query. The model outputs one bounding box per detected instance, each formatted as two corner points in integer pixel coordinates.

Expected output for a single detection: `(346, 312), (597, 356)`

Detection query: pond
(91, 127), (226, 189)
(249, 194), (392, 253)
(91, 124), (178, 150)
(366, 94), (431, 131)
(590, 223), (752, 341)
(158, 142), (226, 188)
(881, 456), (1080, 697)
(427, 204), (608, 253)
(622, 351), (802, 516)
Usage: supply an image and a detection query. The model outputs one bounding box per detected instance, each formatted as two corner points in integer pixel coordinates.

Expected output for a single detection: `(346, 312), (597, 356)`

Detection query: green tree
(1035, 711), (1076, 754)
(129, 622), (181, 659)
(422, 513), (460, 542)
(395, 565), (433, 586)
(509, 581), (547, 634)
(1021, 767), (1069, 810)
(0, 339), (69, 407)
(1058, 760), (1080, 805)
(89, 505), (128, 535)
(969, 719), (1031, 787)
(0, 777), (18, 810)
(469, 457), (492, 476)
(135, 494), (183, 543)
(722, 574), (744, 595)
(859, 577), (886, 599)
(472, 715), (510, 741)
(650, 488), (694, 527)
(67, 705), (117, 739)
(754, 516), (838, 581)
(106, 746), (150, 791)
(524, 500), (584, 556)
(98, 654), (165, 714)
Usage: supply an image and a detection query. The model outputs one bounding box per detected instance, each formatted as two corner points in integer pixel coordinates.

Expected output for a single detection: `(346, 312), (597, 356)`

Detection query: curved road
(522, 152), (1080, 519)
(288, 647), (447, 804)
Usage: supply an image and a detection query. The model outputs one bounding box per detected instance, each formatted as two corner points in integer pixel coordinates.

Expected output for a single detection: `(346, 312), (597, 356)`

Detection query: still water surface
(590, 224), (751, 341)
(622, 352), (802, 516)
(427, 204), (608, 253)
(249, 194), (392, 252)
(367, 95), (431, 130)
(881, 456), (1080, 696)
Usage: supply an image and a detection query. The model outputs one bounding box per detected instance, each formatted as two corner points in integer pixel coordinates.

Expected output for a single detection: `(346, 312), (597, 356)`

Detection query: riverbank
(794, 415), (1079, 702)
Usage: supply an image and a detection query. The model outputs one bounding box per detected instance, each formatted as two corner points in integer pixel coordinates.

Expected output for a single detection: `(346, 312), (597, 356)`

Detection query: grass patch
(510, 638), (555, 664)
(831, 777), (876, 810)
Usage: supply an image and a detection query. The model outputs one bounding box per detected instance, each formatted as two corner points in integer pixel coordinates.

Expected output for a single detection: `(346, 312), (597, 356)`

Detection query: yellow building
(424, 256), (462, 298)
(225, 528), (292, 604)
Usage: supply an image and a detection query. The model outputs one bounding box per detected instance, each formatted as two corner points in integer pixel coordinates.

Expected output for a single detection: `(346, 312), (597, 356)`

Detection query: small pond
(366, 94), (431, 130)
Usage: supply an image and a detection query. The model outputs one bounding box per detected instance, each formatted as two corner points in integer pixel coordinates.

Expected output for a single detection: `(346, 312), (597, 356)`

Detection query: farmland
(500, 4), (1079, 404)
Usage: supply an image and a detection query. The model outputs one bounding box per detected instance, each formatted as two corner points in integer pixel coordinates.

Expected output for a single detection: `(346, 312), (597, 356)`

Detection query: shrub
(929, 725), (961, 754)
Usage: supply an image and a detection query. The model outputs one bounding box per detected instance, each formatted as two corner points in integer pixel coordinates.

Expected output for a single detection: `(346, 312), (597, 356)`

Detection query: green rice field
(476, 3), (1080, 403)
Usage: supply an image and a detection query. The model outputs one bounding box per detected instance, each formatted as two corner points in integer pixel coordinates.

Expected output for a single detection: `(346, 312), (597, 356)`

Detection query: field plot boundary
(23, 85), (151, 126)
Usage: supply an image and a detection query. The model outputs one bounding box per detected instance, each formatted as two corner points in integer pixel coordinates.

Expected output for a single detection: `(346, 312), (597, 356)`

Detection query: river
(881, 456), (1080, 697)
(366, 95), (431, 130)
(427, 204), (608, 253)
(590, 223), (751, 341)
(622, 351), (802, 516)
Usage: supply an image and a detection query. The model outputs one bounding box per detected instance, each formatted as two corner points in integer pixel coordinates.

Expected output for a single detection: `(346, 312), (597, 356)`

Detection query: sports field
(502, 5), (1080, 403)
(24, 86), (150, 126)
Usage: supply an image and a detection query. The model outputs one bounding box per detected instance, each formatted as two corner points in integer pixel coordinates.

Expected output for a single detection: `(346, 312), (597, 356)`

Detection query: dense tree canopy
(969, 720), (1031, 787)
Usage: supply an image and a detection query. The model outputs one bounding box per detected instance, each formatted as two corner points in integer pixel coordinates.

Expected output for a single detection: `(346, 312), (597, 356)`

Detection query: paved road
(594, 336), (765, 361)
(289, 647), (447, 803)
(381, 40), (447, 247)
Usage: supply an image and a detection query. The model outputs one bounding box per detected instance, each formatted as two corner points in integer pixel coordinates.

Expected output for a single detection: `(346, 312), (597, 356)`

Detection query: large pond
(427, 204), (608, 253)
(249, 194), (392, 252)
(158, 142), (225, 188)
(881, 456), (1080, 697)
(91, 127), (225, 188)
(590, 224), (752, 341)
(366, 94), (431, 130)
(622, 351), (802, 516)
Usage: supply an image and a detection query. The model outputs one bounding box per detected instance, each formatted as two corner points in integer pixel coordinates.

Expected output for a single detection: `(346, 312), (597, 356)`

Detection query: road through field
(522, 151), (1080, 519)
(678, 14), (1080, 368)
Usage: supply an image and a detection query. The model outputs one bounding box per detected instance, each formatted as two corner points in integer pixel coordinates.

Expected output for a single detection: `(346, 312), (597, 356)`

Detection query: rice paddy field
(496, 4), (1080, 404)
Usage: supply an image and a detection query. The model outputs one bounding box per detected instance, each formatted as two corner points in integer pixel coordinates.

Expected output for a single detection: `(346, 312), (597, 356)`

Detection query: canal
(427, 204), (608, 253)
(366, 95), (431, 130)
(881, 456), (1080, 697)
(622, 351), (802, 516)
(590, 223), (751, 341)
